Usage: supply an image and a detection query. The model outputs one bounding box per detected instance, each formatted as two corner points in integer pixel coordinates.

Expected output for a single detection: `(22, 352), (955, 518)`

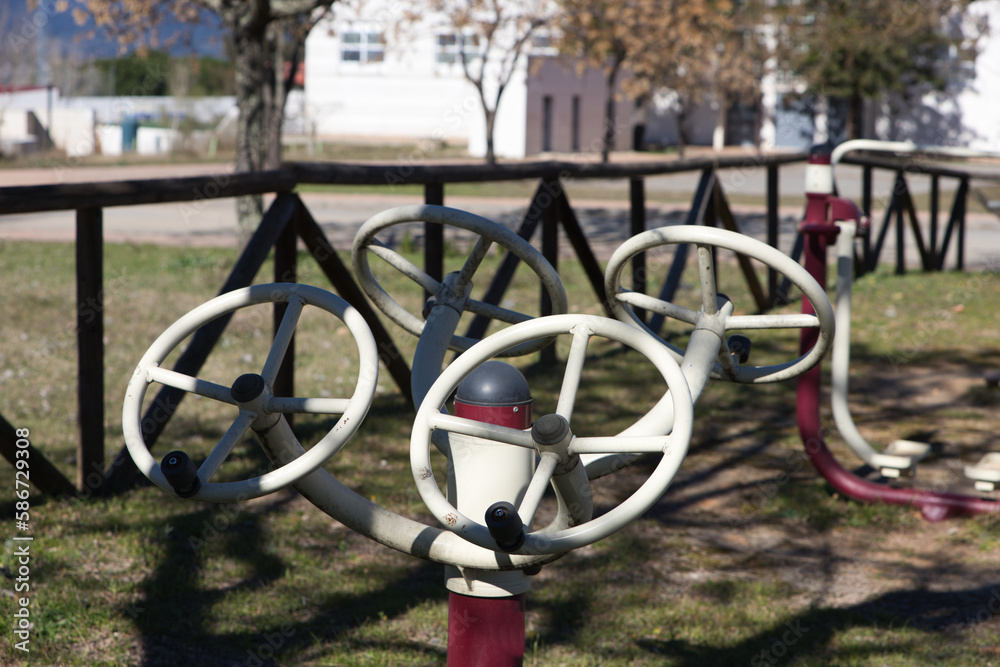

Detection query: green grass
(1, 234), (999, 665)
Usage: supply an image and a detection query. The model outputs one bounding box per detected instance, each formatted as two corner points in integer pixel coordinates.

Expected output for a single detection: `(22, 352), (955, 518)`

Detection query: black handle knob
(160, 450), (201, 498)
(484, 501), (525, 552)
(728, 334), (752, 364)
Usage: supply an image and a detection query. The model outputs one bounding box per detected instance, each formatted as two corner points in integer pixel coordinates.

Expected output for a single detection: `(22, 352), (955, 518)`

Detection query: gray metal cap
(455, 360), (531, 406)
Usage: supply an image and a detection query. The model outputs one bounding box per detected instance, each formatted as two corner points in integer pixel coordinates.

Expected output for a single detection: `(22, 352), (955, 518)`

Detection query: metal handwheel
(123, 284), (379, 503)
(410, 314), (694, 555)
(604, 226), (836, 383)
(352, 204), (568, 355)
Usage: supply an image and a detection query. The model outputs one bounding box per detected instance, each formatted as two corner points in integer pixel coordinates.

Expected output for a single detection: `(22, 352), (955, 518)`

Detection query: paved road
(1, 160), (998, 269)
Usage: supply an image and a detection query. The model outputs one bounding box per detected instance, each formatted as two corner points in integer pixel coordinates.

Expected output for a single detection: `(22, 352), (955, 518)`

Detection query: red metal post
(447, 593), (526, 667)
(447, 361), (533, 666)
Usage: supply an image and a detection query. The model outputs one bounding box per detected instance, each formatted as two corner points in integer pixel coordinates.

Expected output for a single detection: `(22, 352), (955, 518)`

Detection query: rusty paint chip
(444, 513), (458, 526)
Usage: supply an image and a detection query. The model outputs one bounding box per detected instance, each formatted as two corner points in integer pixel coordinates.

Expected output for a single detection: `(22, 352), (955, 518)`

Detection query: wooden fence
(0, 151), (982, 496)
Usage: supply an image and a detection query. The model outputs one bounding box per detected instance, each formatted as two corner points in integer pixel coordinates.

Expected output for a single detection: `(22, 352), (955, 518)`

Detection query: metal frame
(797, 140), (1000, 520)
(118, 199), (847, 664)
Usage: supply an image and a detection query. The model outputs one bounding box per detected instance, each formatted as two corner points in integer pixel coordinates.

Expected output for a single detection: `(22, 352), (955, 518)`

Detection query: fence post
(424, 183), (444, 302)
(540, 178), (559, 364)
(929, 175), (939, 269)
(76, 207), (104, 494)
(861, 165), (873, 275)
(956, 176), (967, 271)
(273, 202), (299, 418)
(630, 178), (646, 323)
(895, 172), (906, 275)
(766, 164), (779, 306)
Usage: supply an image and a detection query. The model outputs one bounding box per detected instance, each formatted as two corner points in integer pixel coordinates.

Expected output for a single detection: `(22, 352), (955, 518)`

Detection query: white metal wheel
(123, 283), (379, 502)
(410, 314), (694, 555)
(604, 225), (835, 383)
(352, 204), (568, 355)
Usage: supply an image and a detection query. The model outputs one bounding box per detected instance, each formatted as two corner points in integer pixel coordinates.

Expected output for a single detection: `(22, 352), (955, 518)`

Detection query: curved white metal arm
(831, 139), (1000, 168)
(829, 222), (931, 475)
(254, 413), (566, 572)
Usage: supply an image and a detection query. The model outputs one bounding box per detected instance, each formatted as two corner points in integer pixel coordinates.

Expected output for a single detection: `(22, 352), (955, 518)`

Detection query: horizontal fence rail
(0, 150), (991, 498)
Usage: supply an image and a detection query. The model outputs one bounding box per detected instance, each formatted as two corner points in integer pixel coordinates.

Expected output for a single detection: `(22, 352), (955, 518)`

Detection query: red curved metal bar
(797, 220), (1000, 521)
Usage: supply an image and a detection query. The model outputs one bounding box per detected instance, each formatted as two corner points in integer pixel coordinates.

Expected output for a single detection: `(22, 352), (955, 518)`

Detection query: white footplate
(873, 440), (931, 478)
(965, 453), (1000, 492)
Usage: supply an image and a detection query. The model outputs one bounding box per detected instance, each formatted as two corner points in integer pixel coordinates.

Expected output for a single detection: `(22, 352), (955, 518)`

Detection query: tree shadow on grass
(635, 582), (998, 666)
(123, 489), (447, 667)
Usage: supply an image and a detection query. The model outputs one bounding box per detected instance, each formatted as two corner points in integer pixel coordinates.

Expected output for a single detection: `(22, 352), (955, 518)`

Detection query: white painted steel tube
(830, 223), (922, 470)
(255, 415), (564, 571)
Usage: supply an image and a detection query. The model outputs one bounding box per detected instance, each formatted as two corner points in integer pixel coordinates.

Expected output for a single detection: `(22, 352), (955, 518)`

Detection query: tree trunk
(847, 89), (863, 140)
(233, 26), (268, 247)
(485, 108), (497, 165)
(601, 60), (622, 163)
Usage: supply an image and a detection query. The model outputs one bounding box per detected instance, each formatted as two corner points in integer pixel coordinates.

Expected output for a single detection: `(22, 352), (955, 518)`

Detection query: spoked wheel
(352, 204), (567, 356)
(604, 226), (836, 383)
(123, 284), (379, 502)
(411, 314), (694, 555)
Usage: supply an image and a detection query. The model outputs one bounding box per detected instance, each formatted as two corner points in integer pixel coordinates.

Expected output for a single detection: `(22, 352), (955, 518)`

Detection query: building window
(542, 96), (553, 152)
(571, 95), (580, 152)
(341, 31), (384, 63)
(436, 33), (482, 64)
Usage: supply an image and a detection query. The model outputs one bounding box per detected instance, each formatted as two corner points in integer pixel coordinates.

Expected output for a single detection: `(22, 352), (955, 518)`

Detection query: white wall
(305, 7), (483, 145)
(950, 0), (1000, 150)
(468, 59), (530, 159)
(304, 1), (565, 157)
(50, 108), (96, 157)
(136, 127), (181, 155)
(62, 96), (236, 125)
(0, 110), (42, 154)
(0, 110), (35, 141)
(96, 124), (123, 156)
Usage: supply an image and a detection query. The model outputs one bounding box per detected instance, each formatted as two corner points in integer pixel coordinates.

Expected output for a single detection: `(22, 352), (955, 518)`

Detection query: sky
(2, 0), (229, 63)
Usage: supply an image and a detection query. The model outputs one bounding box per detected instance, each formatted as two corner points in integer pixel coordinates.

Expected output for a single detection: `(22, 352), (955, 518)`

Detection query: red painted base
(447, 592), (526, 667)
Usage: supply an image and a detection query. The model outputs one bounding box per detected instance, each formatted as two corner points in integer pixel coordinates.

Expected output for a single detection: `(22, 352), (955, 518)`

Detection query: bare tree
(415, 0), (556, 164)
(51, 0), (333, 241)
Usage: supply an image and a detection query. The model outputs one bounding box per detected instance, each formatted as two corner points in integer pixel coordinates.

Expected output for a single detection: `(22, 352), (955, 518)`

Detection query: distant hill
(2, 0), (228, 61)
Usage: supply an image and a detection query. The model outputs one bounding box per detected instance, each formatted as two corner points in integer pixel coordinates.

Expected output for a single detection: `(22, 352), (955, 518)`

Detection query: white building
(878, 0), (1000, 151)
(303, 1), (641, 159)
(305, 1), (1000, 156)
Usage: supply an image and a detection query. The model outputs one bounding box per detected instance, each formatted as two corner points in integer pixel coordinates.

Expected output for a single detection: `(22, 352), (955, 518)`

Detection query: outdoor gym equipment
(797, 140), (1000, 520)
(831, 218), (933, 477)
(122, 283), (379, 502)
(122, 201), (832, 664)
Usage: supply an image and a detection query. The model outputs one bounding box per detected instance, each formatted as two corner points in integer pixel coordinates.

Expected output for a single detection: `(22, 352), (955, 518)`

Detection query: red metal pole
(447, 593), (526, 667)
(447, 361), (533, 666)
